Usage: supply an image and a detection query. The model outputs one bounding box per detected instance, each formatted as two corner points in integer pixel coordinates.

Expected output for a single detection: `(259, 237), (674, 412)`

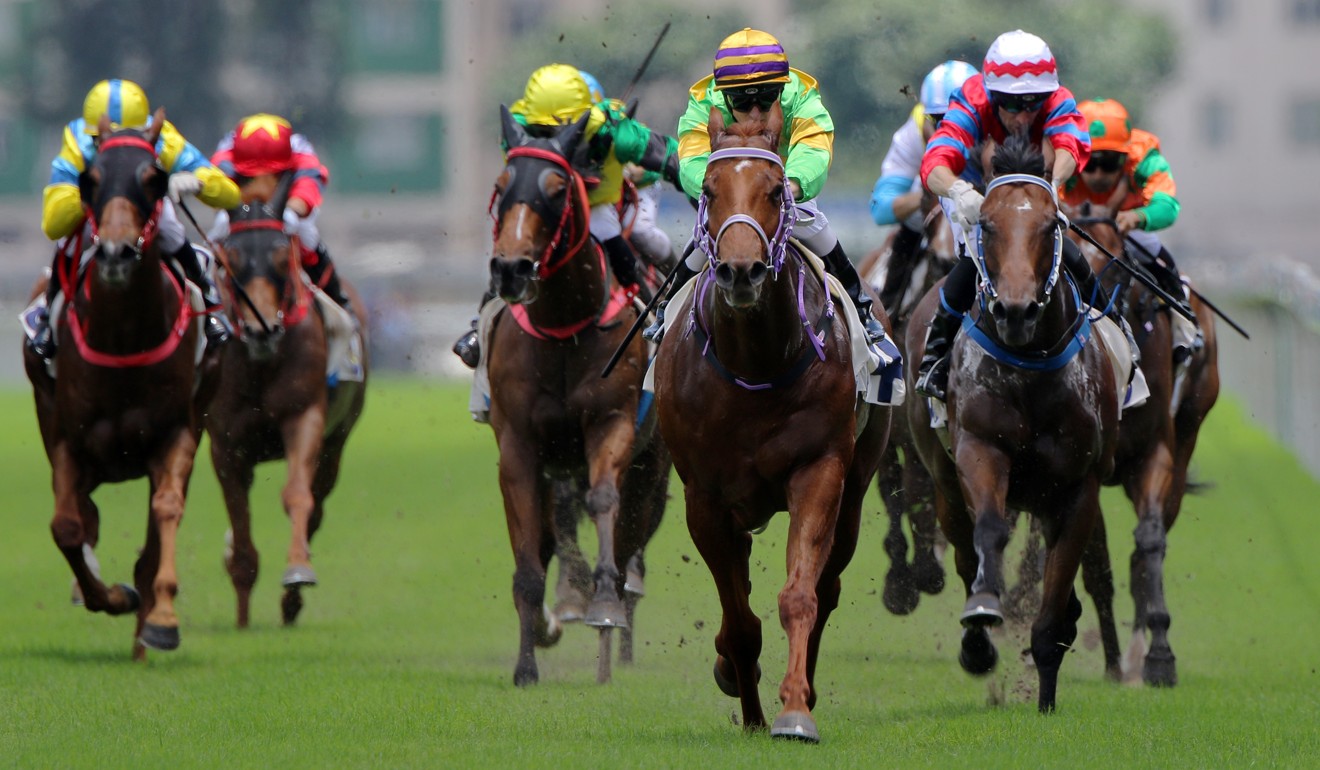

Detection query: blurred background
(0, 0), (1317, 471)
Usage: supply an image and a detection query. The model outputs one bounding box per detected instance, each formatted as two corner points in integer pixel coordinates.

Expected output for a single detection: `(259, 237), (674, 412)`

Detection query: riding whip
(618, 22), (671, 105)
(600, 238), (694, 379)
(1122, 233), (1250, 340)
(177, 198), (275, 335)
(1066, 221), (1198, 325)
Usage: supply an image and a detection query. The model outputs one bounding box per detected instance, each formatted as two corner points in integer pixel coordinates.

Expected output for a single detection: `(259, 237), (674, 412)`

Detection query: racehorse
(206, 176), (368, 628)
(859, 192), (955, 615)
(905, 133), (1119, 712)
(23, 112), (219, 660)
(1067, 208), (1220, 685)
(484, 105), (670, 686)
(653, 103), (890, 742)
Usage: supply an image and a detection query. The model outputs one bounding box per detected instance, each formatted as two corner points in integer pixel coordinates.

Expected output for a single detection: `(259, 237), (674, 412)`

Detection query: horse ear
(553, 109), (590, 158)
(97, 113), (112, 137)
(707, 105), (726, 147)
(765, 100), (784, 145)
(146, 107), (165, 145)
(269, 171), (294, 215)
(500, 104), (526, 149)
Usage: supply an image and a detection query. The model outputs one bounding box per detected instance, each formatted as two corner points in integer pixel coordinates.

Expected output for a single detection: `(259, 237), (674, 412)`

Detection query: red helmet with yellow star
(231, 113), (295, 176)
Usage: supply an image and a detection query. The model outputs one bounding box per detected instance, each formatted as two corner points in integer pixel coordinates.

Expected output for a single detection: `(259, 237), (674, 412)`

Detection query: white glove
(282, 207), (301, 235)
(948, 178), (984, 229)
(167, 171), (203, 202)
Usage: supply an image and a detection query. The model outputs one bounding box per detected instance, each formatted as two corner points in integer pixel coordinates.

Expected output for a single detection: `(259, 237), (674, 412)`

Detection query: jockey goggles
(725, 85), (781, 112)
(991, 91), (1049, 113)
(1084, 150), (1126, 173)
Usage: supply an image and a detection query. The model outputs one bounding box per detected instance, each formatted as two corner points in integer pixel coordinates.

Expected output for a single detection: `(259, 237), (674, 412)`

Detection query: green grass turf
(0, 378), (1317, 768)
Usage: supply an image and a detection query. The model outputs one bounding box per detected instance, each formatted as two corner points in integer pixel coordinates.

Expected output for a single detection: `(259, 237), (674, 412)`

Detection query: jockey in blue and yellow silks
(451, 63), (682, 368)
(646, 28), (887, 347)
(28, 79), (240, 358)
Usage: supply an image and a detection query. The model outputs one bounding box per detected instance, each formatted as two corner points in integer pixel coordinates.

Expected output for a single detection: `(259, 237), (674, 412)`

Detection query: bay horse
(23, 112), (219, 660)
(206, 176), (368, 628)
(859, 192), (955, 615)
(485, 105), (670, 686)
(1067, 209), (1220, 685)
(905, 133), (1119, 712)
(652, 103), (891, 742)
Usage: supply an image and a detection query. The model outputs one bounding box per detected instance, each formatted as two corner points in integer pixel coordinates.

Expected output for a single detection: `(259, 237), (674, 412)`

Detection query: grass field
(0, 378), (1317, 768)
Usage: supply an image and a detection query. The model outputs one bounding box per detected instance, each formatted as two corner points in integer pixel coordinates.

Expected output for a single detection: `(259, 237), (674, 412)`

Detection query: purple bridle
(693, 147), (796, 273)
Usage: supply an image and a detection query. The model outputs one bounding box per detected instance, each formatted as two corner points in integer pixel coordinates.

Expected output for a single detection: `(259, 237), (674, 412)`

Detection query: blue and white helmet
(920, 60), (978, 116)
(578, 70), (605, 103)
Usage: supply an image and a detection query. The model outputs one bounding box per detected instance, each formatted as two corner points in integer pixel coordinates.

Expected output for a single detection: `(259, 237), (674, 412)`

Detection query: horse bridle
(489, 145), (590, 280)
(971, 173), (1064, 303)
(694, 147), (796, 274)
(222, 206), (310, 337)
(83, 134), (165, 259)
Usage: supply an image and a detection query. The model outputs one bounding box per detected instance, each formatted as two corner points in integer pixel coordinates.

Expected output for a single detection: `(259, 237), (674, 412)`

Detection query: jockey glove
(948, 179), (983, 230)
(167, 171), (203, 203)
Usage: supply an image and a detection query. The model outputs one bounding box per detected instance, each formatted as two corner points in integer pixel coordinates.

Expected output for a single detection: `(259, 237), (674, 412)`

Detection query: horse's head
(488, 104), (590, 305)
(220, 173), (297, 359)
(81, 110), (168, 286)
(975, 133), (1064, 348)
(1066, 202), (1126, 299)
(699, 103), (791, 308)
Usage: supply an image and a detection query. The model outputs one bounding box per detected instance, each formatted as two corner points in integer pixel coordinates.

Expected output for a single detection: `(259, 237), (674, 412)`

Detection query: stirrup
(29, 325), (56, 359)
(642, 301), (668, 344)
(862, 316), (887, 345)
(204, 314), (232, 347)
(452, 329), (480, 369)
(915, 356), (949, 401)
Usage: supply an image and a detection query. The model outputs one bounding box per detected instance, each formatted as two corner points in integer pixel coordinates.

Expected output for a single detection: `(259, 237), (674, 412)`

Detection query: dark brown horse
(653, 104), (890, 742)
(860, 193), (955, 615)
(1067, 209), (1220, 685)
(485, 105), (669, 686)
(24, 112), (219, 660)
(206, 178), (368, 628)
(905, 134), (1119, 712)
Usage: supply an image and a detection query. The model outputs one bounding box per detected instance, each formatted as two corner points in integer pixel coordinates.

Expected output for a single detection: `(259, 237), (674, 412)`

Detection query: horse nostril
(513, 260), (535, 279)
(714, 263), (735, 289)
(1023, 301), (1042, 323)
(989, 300), (1007, 323)
(747, 262), (768, 286)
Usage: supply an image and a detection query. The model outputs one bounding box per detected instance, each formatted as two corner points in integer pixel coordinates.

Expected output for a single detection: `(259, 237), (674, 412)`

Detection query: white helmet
(983, 30), (1059, 95)
(920, 60), (978, 115)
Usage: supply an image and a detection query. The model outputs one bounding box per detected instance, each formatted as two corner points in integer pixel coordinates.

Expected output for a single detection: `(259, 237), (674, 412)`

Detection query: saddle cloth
(311, 283), (365, 387)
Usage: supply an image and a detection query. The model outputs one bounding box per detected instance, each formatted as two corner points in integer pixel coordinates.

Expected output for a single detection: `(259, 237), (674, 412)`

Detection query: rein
(224, 217), (311, 332)
(491, 146), (591, 280)
(67, 261), (194, 368)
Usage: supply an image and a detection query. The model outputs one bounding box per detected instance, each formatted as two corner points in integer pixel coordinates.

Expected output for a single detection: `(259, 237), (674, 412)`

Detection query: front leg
(212, 438), (258, 628)
(954, 437), (1012, 627)
(138, 427), (200, 656)
(497, 435), (552, 687)
(582, 414), (636, 628)
(281, 407), (326, 592)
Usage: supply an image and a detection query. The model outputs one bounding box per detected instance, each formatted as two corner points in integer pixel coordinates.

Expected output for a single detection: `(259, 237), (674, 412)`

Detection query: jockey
(915, 30), (1107, 400)
(1061, 97), (1200, 361)
(451, 63), (682, 368)
(208, 113), (350, 308)
(646, 27), (888, 347)
(869, 60), (978, 312)
(29, 78), (240, 359)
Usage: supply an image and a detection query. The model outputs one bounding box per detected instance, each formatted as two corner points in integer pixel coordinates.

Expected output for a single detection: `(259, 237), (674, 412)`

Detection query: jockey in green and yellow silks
(26, 78), (240, 359)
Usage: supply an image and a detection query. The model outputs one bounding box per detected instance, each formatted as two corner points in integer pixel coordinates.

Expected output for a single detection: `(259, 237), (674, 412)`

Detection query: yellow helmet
(82, 79), (151, 136)
(515, 64), (592, 126)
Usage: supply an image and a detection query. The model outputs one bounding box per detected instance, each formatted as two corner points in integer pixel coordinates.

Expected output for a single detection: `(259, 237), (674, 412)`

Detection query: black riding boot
(1143, 246), (1199, 362)
(603, 235), (652, 303)
(914, 256), (977, 400)
(452, 287), (496, 369)
(1062, 237), (1115, 319)
(27, 252), (63, 359)
(878, 224), (924, 313)
(642, 259), (698, 344)
(306, 244), (351, 308)
(172, 241), (231, 348)
(821, 241), (886, 344)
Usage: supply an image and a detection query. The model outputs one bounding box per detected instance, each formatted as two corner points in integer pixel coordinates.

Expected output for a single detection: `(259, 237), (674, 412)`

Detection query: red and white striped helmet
(983, 30), (1059, 95)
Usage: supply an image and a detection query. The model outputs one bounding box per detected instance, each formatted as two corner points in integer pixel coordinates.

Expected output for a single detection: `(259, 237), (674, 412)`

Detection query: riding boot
(171, 240), (232, 348)
(27, 252), (63, 359)
(603, 235), (651, 303)
(878, 224), (924, 313)
(821, 241), (886, 345)
(642, 259), (698, 344)
(914, 295), (964, 401)
(452, 287), (497, 369)
(1147, 247), (1201, 364)
(306, 244), (351, 308)
(1063, 238), (1139, 365)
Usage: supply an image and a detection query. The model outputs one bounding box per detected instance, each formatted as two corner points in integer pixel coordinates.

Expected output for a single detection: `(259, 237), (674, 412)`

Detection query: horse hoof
(584, 599), (629, 629)
(281, 588), (305, 626)
(624, 570), (645, 597)
(959, 627), (998, 676)
(139, 623), (180, 652)
(960, 592), (1004, 628)
(913, 559), (946, 595)
(114, 583), (142, 614)
(713, 657), (761, 698)
(513, 664), (539, 688)
(71, 579), (85, 607)
(770, 711), (820, 743)
(882, 572), (920, 616)
(553, 600), (587, 624)
(1143, 650), (1177, 687)
(281, 565), (318, 588)
(535, 604), (563, 648)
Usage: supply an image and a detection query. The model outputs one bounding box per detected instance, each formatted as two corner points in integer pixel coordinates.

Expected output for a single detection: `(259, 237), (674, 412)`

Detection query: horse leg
(550, 478), (591, 623)
(498, 443), (554, 686)
(1003, 514), (1042, 625)
(279, 409), (326, 626)
(1125, 439), (1179, 686)
(686, 488), (765, 732)
(213, 446), (258, 629)
(137, 428), (200, 656)
(581, 422), (635, 629)
(878, 446), (918, 615)
(906, 456), (945, 596)
(50, 445), (138, 617)
(935, 484), (999, 676)
(1032, 481), (1101, 713)
(291, 428), (351, 626)
(616, 440), (671, 665)
(1079, 511), (1122, 681)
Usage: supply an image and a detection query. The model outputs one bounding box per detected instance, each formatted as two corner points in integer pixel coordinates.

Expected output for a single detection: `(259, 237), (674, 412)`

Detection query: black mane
(991, 132), (1046, 178)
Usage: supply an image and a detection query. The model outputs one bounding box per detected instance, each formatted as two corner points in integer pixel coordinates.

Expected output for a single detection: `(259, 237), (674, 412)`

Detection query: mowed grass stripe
(0, 378), (1316, 768)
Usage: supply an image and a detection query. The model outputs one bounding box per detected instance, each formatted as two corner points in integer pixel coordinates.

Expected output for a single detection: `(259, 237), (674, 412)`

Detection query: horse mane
(991, 132), (1046, 178)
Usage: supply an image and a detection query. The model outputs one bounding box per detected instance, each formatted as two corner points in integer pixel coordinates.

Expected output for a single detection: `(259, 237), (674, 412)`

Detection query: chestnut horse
(653, 104), (890, 742)
(905, 134), (1119, 712)
(1068, 211), (1220, 685)
(485, 105), (670, 686)
(859, 193), (955, 615)
(23, 113), (219, 660)
(206, 178), (368, 628)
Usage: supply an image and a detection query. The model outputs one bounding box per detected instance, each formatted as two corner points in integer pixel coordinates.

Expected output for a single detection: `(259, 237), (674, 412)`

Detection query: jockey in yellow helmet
(27, 79), (240, 358)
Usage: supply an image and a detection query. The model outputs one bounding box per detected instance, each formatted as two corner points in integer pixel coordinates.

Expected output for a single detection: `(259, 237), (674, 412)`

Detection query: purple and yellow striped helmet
(712, 28), (790, 91)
